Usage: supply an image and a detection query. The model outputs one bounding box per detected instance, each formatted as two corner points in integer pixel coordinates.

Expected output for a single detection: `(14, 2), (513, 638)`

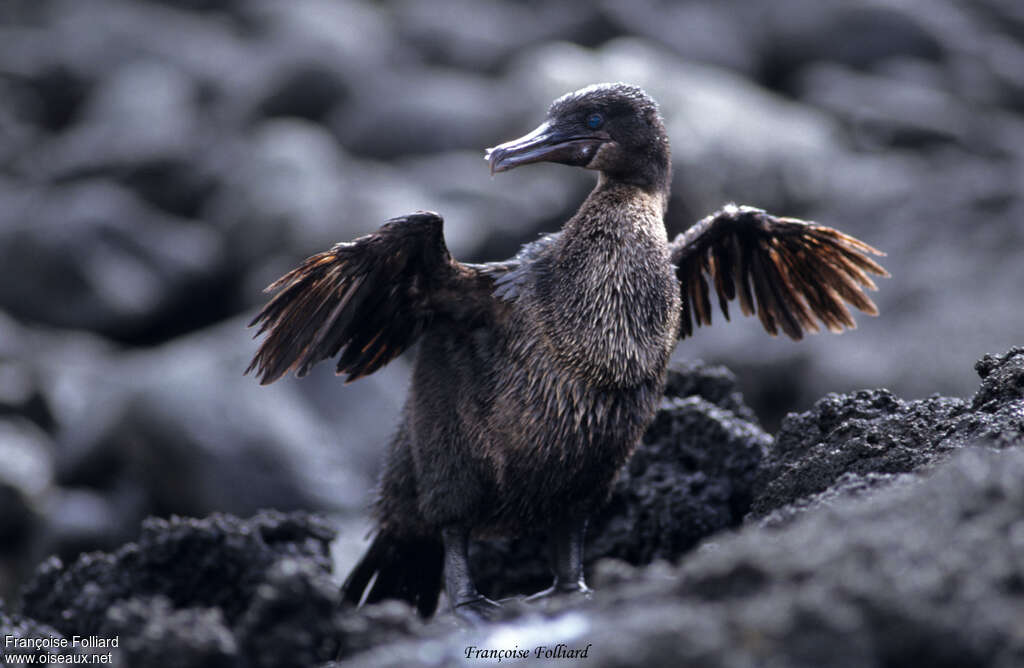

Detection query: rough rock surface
(0, 602), (73, 663)
(343, 447), (1024, 668)
(335, 349), (1024, 668)
(1, 361), (765, 665)
(20, 512), (334, 632)
(3, 0), (1024, 596)
(2, 349), (1022, 667)
(752, 347), (1024, 524)
(15, 512), (345, 666)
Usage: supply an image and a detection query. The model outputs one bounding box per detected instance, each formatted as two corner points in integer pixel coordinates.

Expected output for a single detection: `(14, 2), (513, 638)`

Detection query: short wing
(670, 204), (889, 340)
(246, 211), (489, 384)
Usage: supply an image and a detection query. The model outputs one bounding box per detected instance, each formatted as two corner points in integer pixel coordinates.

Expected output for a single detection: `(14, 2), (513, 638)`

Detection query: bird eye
(586, 113), (604, 130)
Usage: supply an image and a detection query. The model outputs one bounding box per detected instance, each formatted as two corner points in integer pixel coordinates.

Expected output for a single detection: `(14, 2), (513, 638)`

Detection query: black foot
(453, 596), (502, 625)
(525, 582), (593, 602)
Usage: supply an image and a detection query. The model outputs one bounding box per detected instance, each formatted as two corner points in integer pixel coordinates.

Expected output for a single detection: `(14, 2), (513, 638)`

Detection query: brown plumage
(245, 83), (888, 623)
(672, 203), (887, 340)
(247, 214), (460, 384)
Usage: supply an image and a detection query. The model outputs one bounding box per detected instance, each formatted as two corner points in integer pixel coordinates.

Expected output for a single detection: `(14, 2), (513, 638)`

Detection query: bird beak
(485, 122), (607, 175)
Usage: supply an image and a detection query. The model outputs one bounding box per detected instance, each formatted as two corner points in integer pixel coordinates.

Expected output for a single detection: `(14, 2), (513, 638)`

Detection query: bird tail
(341, 531), (444, 618)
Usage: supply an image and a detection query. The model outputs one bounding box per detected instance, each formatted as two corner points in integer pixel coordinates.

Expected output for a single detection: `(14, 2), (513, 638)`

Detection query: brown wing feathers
(672, 205), (888, 340)
(246, 212), (453, 385)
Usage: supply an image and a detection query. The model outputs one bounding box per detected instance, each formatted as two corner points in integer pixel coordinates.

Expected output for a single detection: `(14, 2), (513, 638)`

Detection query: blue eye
(586, 113), (603, 130)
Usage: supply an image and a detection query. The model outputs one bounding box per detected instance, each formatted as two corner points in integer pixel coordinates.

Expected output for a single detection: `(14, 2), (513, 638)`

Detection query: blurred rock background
(0, 0), (1022, 601)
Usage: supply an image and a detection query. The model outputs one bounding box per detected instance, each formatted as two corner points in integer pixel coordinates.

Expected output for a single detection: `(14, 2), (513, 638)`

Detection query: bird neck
(566, 177), (669, 242)
(598, 135), (672, 198)
(535, 175), (679, 388)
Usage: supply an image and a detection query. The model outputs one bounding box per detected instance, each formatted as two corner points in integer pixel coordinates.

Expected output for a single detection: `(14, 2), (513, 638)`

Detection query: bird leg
(526, 517), (593, 600)
(442, 526), (500, 624)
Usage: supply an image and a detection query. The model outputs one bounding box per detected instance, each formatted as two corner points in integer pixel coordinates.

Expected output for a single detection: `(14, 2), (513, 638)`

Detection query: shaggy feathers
(245, 83), (888, 618)
(670, 204), (887, 340)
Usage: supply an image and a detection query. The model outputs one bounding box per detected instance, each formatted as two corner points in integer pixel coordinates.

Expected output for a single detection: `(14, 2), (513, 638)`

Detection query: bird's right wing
(246, 211), (492, 385)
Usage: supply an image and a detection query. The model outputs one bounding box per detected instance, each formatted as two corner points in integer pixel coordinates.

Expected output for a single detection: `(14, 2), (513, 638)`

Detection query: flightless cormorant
(246, 83), (888, 623)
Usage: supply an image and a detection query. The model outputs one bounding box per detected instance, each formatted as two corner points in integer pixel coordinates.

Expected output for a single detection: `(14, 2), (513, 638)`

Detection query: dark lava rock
(340, 447), (1024, 668)
(253, 62), (349, 123)
(600, 393), (767, 564)
(49, 315), (376, 520)
(471, 360), (768, 599)
(750, 348), (1024, 520)
(665, 448), (1024, 668)
(0, 419), (52, 551)
(0, 604), (76, 662)
(0, 180), (224, 342)
(750, 389), (966, 519)
(0, 483), (36, 556)
(0, 314), (54, 431)
(390, 0), (613, 73)
(602, 0), (759, 75)
(101, 597), (238, 668)
(0, 418), (52, 599)
(25, 59), (201, 179)
(333, 601), (430, 661)
(20, 512), (335, 637)
(973, 347), (1024, 410)
(796, 63), (988, 151)
(235, 558), (342, 667)
(11, 511), (433, 668)
(7, 349), (1024, 667)
(662, 359), (757, 422)
(0, 314), (383, 589)
(329, 69), (515, 159)
(756, 2), (945, 87)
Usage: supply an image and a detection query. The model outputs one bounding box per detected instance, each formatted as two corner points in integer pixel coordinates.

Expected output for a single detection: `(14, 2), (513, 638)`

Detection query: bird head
(486, 82), (671, 192)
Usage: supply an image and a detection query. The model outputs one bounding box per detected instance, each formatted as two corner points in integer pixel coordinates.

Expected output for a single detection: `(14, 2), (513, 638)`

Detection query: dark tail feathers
(341, 532), (443, 618)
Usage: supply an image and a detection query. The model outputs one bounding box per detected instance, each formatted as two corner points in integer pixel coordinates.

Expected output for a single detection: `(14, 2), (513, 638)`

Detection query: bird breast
(536, 218), (680, 388)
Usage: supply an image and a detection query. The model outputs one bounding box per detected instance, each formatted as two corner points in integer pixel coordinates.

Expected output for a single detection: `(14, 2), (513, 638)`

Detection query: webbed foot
(525, 582), (593, 602)
(453, 595), (502, 625)
(527, 517), (593, 606)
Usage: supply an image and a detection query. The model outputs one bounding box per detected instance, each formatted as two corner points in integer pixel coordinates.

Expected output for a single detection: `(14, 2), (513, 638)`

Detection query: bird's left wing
(246, 211), (492, 384)
(670, 205), (888, 340)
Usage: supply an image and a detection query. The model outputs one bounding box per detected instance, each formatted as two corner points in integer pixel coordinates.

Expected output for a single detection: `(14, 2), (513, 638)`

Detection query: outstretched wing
(246, 211), (490, 384)
(670, 204), (888, 340)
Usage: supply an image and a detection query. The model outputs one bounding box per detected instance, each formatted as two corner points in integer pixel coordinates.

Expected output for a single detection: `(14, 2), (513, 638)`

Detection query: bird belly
(481, 341), (664, 532)
(398, 283), (673, 535)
